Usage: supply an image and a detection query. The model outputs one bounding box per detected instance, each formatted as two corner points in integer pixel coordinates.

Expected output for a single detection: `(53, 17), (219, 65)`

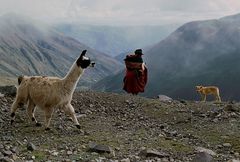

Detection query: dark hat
(135, 49), (143, 55)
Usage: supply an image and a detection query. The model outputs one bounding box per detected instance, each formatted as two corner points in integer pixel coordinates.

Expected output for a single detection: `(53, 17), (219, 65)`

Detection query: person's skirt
(123, 68), (147, 95)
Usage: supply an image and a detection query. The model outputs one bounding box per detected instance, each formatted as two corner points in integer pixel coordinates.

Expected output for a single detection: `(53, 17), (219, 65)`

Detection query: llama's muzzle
(90, 62), (95, 67)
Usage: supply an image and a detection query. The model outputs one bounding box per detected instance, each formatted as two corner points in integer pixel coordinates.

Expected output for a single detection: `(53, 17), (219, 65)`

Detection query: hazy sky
(0, 0), (240, 25)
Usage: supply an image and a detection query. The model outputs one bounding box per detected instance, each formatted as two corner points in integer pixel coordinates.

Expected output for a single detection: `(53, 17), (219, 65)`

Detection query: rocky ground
(0, 90), (240, 162)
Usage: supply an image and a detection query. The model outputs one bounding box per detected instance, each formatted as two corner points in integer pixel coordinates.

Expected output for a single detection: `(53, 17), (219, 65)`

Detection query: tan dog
(196, 85), (221, 102)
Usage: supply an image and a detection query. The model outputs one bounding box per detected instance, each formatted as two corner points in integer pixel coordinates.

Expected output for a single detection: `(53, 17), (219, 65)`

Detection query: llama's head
(76, 50), (95, 69)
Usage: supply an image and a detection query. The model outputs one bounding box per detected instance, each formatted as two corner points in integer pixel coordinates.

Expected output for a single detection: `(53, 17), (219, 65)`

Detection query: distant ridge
(0, 14), (123, 87)
(55, 23), (179, 56)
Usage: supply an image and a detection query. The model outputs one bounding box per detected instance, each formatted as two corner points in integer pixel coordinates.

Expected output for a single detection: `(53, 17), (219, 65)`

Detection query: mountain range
(55, 23), (178, 56)
(0, 14), (123, 88)
(93, 13), (240, 101)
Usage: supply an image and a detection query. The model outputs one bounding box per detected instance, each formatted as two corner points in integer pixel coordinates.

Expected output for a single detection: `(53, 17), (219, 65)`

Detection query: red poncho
(123, 55), (148, 95)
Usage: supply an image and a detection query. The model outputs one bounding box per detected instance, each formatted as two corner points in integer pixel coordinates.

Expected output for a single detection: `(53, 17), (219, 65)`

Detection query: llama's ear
(80, 50), (87, 58)
(76, 50), (88, 67)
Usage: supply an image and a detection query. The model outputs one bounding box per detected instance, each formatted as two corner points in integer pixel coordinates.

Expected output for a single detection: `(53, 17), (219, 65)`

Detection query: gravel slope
(0, 91), (240, 162)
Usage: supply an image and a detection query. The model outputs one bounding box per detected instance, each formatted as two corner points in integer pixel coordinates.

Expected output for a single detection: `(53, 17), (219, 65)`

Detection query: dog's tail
(18, 76), (24, 85)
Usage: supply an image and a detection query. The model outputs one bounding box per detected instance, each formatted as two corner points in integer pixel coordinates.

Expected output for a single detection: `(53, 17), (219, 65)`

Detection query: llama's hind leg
(44, 107), (54, 130)
(10, 98), (25, 125)
(63, 104), (80, 129)
(27, 99), (41, 127)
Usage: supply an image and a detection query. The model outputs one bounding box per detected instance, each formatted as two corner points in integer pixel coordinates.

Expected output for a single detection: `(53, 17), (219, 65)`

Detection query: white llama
(10, 50), (95, 130)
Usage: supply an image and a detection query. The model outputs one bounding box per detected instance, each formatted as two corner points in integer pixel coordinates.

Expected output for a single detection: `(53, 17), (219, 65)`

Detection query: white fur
(11, 60), (86, 129)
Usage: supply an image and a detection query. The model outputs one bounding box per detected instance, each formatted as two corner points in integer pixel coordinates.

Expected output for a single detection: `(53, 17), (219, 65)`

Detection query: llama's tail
(18, 76), (24, 85)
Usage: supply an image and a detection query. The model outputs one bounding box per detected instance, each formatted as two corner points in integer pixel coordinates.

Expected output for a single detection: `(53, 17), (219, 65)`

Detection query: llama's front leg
(27, 100), (41, 127)
(10, 98), (24, 125)
(44, 107), (54, 130)
(64, 104), (80, 129)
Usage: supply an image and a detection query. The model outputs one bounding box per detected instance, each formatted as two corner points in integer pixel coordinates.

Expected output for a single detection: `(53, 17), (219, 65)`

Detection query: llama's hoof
(45, 127), (50, 131)
(76, 125), (81, 129)
(36, 123), (42, 127)
(10, 112), (15, 117)
(10, 120), (14, 125)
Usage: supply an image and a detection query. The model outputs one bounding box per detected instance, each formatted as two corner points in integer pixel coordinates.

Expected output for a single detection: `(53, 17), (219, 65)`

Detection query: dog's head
(196, 85), (203, 92)
(76, 50), (95, 69)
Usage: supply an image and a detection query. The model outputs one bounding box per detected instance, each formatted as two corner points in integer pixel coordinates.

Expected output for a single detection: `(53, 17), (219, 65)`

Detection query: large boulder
(191, 152), (214, 162)
(157, 95), (173, 102)
(88, 142), (115, 156)
(195, 147), (217, 156)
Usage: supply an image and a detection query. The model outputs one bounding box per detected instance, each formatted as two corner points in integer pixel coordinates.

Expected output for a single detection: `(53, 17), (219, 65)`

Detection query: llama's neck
(63, 62), (84, 92)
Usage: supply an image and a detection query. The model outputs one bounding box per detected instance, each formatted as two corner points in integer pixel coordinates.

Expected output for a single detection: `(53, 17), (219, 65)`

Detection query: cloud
(0, 0), (240, 25)
(0, 0), (70, 20)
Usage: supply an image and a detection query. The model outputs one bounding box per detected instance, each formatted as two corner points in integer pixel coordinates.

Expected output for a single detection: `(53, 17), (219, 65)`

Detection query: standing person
(123, 49), (148, 95)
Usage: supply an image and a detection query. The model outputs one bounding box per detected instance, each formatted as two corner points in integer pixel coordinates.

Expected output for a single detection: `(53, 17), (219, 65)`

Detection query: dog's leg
(200, 94), (204, 101)
(63, 104), (80, 129)
(203, 94), (206, 102)
(214, 89), (221, 102)
(216, 94), (221, 102)
(217, 90), (221, 102)
(218, 95), (221, 102)
(27, 99), (41, 127)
